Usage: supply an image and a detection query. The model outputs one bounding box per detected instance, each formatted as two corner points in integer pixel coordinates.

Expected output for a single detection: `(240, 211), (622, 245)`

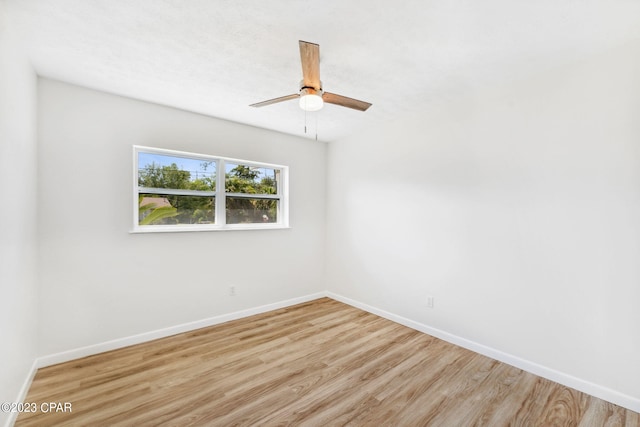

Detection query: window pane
(139, 194), (214, 225)
(226, 197), (278, 224)
(138, 153), (215, 191)
(225, 163), (278, 195)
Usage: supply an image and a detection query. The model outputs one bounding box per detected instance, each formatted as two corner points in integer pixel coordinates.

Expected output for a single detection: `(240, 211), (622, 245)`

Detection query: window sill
(130, 224), (291, 233)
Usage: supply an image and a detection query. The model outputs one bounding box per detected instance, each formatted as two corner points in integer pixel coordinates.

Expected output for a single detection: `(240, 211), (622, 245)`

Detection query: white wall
(37, 79), (326, 356)
(0, 2), (39, 426)
(326, 42), (640, 407)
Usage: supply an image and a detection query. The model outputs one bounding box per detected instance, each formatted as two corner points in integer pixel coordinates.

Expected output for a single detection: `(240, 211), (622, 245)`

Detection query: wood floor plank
(254, 331), (433, 426)
(16, 297), (640, 426)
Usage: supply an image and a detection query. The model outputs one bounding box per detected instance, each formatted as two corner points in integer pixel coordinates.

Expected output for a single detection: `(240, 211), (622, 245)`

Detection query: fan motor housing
(299, 80), (323, 95)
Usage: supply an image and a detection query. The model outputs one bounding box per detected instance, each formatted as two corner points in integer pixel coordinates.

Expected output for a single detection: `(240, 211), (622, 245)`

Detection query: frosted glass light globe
(299, 93), (324, 111)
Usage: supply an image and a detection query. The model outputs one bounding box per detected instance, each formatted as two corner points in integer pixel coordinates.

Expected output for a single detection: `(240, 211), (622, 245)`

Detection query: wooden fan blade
(250, 94), (299, 108)
(323, 92), (372, 111)
(299, 40), (320, 90)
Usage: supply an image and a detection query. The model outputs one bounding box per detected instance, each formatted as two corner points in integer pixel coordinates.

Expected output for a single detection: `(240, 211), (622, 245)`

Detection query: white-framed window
(132, 146), (289, 232)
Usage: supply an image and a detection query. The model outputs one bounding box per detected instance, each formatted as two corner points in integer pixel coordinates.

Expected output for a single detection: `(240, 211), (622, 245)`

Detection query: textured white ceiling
(6, 0), (640, 141)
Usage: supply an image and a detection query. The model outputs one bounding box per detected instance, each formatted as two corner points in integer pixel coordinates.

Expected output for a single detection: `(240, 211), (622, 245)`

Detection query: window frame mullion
(138, 187), (216, 197)
(216, 158), (226, 226)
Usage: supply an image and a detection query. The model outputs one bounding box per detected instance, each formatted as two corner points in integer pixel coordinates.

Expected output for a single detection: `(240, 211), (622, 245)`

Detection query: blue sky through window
(138, 152), (215, 181)
(138, 152), (278, 185)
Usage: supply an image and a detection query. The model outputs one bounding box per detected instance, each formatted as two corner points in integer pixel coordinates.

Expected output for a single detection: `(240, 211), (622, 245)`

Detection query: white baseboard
(37, 292), (325, 369)
(326, 291), (640, 414)
(4, 359), (38, 427)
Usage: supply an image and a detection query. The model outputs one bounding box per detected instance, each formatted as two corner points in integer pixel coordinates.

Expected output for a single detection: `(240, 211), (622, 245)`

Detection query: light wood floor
(17, 298), (640, 426)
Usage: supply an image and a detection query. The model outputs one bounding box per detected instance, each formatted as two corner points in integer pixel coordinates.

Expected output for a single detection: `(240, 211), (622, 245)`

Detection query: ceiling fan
(250, 40), (372, 112)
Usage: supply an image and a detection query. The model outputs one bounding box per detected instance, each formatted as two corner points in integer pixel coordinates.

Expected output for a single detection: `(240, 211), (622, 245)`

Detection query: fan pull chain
(302, 107), (319, 140)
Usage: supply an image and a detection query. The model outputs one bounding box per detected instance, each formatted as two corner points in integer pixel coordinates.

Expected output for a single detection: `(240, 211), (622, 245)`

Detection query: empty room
(1, 0), (639, 425)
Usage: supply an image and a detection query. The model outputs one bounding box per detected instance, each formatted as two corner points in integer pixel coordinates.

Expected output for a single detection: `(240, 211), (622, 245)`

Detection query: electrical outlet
(229, 285), (236, 296)
(426, 296), (434, 308)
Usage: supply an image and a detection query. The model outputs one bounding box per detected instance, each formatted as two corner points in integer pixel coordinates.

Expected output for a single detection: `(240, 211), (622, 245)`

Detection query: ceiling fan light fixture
(299, 87), (324, 111)
(249, 41), (371, 112)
